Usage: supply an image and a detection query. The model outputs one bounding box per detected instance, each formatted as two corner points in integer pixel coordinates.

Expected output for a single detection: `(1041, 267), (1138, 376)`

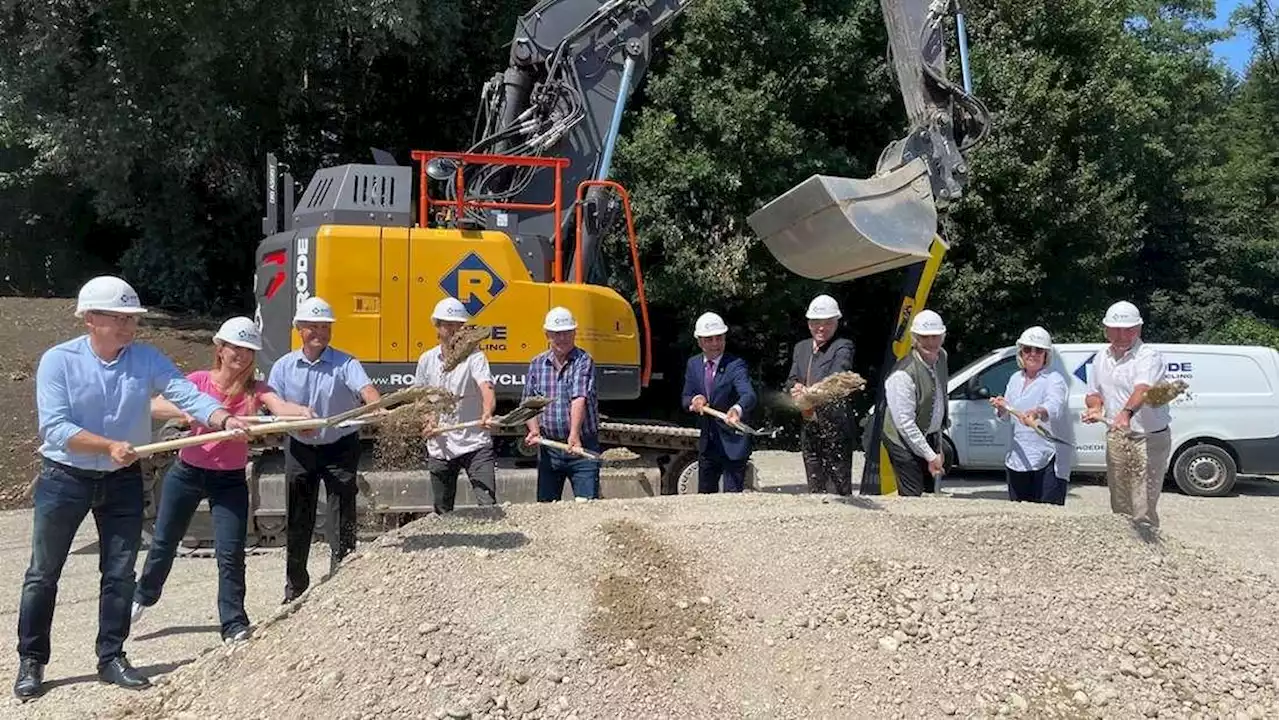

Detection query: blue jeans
(17, 460), (143, 667)
(536, 440), (601, 502)
(134, 460), (250, 639)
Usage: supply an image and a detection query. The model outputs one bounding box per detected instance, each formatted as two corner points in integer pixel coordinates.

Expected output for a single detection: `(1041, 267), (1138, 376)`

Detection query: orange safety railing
(410, 150), (652, 389)
(575, 180), (653, 388)
(410, 151), (572, 281)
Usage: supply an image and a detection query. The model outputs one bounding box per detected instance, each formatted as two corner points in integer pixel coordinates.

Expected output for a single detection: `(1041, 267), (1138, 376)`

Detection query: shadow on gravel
(133, 624), (222, 641)
(1129, 519), (1163, 547)
(753, 485), (886, 510)
(832, 496), (886, 511)
(1220, 478), (1279, 498)
(941, 490), (1015, 502)
(42, 659), (194, 691)
(398, 531), (530, 552)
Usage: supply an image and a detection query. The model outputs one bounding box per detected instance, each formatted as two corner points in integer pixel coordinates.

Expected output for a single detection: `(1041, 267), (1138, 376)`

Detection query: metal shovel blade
(495, 402), (546, 427)
(747, 157), (939, 282)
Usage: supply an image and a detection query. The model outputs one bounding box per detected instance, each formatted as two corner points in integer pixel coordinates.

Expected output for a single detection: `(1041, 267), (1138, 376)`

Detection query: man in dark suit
(787, 294), (857, 495)
(681, 312), (758, 493)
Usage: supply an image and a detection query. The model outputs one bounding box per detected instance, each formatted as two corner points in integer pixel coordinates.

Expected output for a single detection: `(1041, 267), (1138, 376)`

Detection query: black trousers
(800, 414), (854, 495)
(698, 451), (749, 493)
(284, 434), (361, 599)
(1006, 459), (1067, 505)
(884, 434), (940, 497)
(427, 445), (497, 513)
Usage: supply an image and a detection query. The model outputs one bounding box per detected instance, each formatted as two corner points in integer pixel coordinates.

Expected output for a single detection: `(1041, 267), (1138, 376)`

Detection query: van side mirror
(965, 377), (990, 399)
(975, 386), (991, 399)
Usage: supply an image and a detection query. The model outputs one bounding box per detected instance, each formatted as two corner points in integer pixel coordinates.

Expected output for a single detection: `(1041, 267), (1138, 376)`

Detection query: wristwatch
(1120, 407), (1137, 418)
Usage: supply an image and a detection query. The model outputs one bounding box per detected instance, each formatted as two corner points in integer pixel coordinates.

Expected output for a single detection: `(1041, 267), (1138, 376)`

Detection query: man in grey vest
(882, 309), (950, 496)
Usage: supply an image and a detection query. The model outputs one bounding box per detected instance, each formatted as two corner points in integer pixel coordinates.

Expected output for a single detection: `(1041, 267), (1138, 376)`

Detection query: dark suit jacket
(681, 353), (758, 461)
(786, 336), (856, 425)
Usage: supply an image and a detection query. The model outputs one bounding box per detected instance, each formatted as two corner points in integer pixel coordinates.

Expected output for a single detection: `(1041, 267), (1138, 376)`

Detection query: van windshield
(952, 349), (1008, 379)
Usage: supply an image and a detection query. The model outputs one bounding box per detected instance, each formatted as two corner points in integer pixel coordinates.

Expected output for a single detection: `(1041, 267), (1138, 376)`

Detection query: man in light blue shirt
(266, 296), (380, 603)
(16, 276), (250, 701)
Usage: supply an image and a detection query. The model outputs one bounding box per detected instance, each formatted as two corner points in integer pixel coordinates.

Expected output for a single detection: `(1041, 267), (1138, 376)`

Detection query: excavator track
(141, 417), (753, 551)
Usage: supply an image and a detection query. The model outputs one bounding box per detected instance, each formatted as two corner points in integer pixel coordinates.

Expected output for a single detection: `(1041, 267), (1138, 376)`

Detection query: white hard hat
(693, 312), (728, 338)
(431, 297), (469, 322)
(543, 306), (577, 331)
(293, 296), (336, 324)
(806, 294), (842, 320)
(214, 316), (263, 351)
(1102, 300), (1143, 328)
(910, 309), (946, 336)
(74, 276), (148, 318)
(1016, 325), (1053, 350)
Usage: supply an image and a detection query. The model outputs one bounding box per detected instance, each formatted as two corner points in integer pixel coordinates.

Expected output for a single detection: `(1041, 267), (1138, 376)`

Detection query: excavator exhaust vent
(747, 157), (939, 282)
(292, 163), (414, 229)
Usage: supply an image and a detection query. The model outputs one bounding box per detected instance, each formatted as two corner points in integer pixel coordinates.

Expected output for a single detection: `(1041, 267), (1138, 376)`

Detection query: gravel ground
(0, 451), (1273, 720)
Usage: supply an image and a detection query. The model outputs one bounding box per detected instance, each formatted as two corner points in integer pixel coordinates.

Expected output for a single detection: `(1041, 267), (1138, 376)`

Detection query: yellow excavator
(142, 0), (988, 547)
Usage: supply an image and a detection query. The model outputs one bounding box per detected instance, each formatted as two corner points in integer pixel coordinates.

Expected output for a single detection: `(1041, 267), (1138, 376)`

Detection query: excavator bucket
(747, 156), (939, 282)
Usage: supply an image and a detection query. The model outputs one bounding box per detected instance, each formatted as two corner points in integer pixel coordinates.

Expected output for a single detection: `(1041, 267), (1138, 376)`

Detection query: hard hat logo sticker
(440, 252), (507, 315)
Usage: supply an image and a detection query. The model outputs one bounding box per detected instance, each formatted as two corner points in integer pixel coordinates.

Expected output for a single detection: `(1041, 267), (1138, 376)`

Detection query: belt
(42, 458), (140, 480)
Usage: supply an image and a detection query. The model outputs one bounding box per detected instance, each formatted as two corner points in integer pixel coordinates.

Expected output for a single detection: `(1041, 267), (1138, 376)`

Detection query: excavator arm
(747, 0), (989, 281)
(422, 0), (694, 286)
(420, 0), (987, 291)
(746, 0), (990, 495)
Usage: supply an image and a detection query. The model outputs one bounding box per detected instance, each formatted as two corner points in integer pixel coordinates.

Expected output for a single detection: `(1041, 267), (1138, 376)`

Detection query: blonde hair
(212, 341), (258, 413)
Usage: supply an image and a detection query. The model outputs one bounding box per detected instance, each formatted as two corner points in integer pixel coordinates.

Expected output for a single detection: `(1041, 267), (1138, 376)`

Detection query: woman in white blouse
(989, 326), (1073, 504)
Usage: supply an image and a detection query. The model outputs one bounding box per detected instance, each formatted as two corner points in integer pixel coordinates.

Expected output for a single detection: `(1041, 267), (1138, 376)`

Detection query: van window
(974, 357), (1019, 398)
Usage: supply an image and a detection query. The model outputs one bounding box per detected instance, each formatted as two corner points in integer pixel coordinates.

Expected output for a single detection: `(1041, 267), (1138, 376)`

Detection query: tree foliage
(0, 0), (1274, 385)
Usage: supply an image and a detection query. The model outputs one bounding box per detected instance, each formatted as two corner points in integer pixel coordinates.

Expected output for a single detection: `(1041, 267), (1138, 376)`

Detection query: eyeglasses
(1019, 347), (1046, 355)
(91, 312), (139, 325)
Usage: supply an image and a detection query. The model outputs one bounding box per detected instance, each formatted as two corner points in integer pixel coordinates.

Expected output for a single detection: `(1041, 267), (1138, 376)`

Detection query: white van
(943, 343), (1279, 496)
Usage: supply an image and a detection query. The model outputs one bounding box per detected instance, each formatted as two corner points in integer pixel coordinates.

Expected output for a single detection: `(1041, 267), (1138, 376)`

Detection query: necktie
(704, 359), (715, 395)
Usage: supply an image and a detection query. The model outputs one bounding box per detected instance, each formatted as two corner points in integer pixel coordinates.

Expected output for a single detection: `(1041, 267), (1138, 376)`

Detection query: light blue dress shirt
(37, 336), (224, 471)
(997, 368), (1070, 478)
(267, 346), (373, 445)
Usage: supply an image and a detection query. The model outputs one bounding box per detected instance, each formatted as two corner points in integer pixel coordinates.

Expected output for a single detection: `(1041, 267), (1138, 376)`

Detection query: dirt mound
(103, 494), (1279, 720)
(0, 297), (218, 509)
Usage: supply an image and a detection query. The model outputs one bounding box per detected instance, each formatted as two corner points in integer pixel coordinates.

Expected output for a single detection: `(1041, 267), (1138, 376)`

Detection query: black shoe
(13, 657), (43, 700)
(97, 656), (150, 690)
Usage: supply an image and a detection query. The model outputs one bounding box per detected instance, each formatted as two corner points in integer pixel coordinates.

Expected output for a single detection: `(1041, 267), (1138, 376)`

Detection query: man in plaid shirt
(522, 307), (601, 502)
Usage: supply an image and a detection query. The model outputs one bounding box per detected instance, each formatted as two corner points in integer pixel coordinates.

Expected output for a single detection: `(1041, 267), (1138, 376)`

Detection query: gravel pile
(103, 494), (1279, 720)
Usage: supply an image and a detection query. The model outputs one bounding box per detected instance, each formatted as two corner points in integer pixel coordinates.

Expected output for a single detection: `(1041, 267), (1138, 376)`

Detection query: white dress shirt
(1087, 340), (1169, 434)
(997, 369), (1069, 477)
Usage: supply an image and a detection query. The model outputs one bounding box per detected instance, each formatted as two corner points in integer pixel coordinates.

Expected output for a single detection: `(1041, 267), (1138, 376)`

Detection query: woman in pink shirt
(130, 317), (312, 644)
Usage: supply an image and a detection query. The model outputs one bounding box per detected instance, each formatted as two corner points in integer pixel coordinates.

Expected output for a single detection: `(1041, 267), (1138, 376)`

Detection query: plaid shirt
(522, 346), (598, 441)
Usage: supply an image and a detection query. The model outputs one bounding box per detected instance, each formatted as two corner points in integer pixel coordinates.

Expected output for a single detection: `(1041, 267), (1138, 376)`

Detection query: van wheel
(1172, 443), (1237, 497)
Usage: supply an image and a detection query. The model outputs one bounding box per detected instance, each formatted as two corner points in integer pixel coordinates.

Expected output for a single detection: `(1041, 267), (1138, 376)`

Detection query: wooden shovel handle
(535, 437), (601, 461)
(133, 417), (328, 458)
(426, 419), (485, 436)
(700, 405), (748, 433)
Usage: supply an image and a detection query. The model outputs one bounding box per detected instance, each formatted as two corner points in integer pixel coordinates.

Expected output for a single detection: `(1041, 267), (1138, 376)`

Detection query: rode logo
(294, 236), (311, 309)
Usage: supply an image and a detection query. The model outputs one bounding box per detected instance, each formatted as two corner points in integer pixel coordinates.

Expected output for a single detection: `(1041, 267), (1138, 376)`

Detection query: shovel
(700, 406), (781, 439)
(133, 386), (453, 458)
(424, 397), (552, 437)
(534, 437), (603, 461)
(1006, 408), (1072, 446)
